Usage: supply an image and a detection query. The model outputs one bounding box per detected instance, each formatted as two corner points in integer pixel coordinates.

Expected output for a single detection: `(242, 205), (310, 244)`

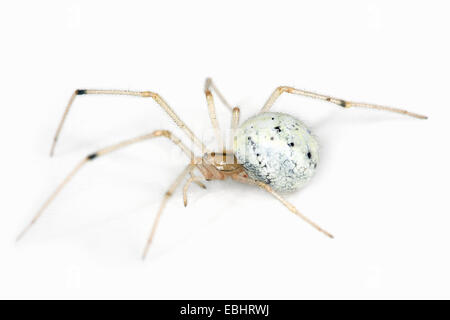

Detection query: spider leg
(204, 78), (233, 111)
(50, 89), (208, 157)
(231, 173), (334, 239)
(204, 85), (225, 152)
(204, 78), (235, 152)
(142, 164), (195, 260)
(17, 130), (194, 242)
(189, 171), (207, 190)
(205, 78), (241, 153)
(230, 106), (240, 152)
(183, 175), (206, 207)
(261, 86), (427, 119)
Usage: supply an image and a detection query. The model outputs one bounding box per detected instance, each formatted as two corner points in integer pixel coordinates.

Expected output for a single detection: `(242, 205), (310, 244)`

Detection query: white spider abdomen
(234, 112), (319, 192)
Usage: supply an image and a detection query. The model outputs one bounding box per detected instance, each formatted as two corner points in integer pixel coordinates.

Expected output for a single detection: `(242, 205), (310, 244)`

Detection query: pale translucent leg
(232, 174), (333, 239)
(17, 130), (195, 242)
(182, 175), (206, 207)
(230, 107), (240, 152)
(204, 86), (225, 152)
(142, 164), (196, 260)
(189, 172), (207, 190)
(261, 86), (427, 119)
(204, 78), (233, 111)
(204, 78), (238, 153)
(50, 89), (208, 156)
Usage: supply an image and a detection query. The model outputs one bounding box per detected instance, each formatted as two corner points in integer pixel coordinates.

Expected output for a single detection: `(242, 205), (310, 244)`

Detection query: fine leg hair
(232, 174), (334, 239)
(50, 89), (208, 157)
(142, 164), (196, 260)
(261, 86), (428, 119)
(17, 130), (195, 242)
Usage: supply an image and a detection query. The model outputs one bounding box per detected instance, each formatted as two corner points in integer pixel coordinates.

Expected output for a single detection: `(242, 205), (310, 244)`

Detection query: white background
(0, 1), (449, 299)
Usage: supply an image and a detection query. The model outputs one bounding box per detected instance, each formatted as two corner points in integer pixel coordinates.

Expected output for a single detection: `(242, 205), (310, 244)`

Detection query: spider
(17, 78), (427, 259)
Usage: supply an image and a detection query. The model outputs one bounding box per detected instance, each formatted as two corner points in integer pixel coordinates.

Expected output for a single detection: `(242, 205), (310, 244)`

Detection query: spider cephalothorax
(202, 152), (243, 174)
(17, 78), (427, 259)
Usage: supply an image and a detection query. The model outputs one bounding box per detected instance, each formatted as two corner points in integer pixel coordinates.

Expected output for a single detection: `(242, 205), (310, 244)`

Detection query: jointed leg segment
(142, 164), (197, 260)
(204, 87), (225, 152)
(189, 172), (207, 190)
(17, 130), (195, 242)
(50, 89), (208, 156)
(183, 175), (206, 207)
(204, 78), (241, 152)
(232, 174), (333, 239)
(230, 107), (240, 152)
(261, 86), (428, 119)
(204, 78), (233, 111)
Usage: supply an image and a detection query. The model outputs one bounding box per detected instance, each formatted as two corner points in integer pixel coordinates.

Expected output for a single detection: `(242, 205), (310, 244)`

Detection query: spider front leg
(261, 86), (428, 119)
(231, 173), (334, 239)
(204, 78), (240, 152)
(204, 83), (225, 152)
(230, 106), (240, 152)
(204, 78), (233, 111)
(50, 89), (208, 156)
(17, 130), (194, 242)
